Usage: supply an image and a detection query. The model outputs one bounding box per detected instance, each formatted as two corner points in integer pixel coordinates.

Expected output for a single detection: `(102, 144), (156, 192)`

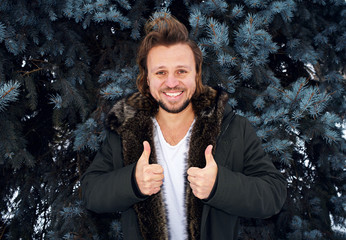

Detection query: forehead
(147, 43), (195, 69)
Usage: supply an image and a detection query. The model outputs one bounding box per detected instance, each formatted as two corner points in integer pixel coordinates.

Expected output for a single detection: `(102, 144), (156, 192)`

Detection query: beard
(158, 98), (191, 114)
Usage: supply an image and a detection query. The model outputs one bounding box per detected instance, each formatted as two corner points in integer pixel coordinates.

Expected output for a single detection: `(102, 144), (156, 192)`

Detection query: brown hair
(136, 15), (204, 97)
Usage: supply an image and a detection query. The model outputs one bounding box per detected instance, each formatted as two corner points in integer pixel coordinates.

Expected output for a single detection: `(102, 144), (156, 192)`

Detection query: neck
(155, 104), (195, 146)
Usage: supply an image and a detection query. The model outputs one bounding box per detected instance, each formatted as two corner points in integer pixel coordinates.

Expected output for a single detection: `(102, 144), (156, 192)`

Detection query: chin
(158, 99), (191, 114)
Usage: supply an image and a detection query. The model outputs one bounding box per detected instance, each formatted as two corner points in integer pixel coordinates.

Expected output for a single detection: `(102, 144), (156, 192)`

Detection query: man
(81, 15), (287, 240)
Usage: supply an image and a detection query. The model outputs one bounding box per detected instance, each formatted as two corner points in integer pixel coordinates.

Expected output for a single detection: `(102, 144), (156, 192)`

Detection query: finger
(191, 188), (200, 198)
(150, 164), (164, 174)
(187, 175), (195, 184)
(141, 178), (163, 188)
(187, 167), (199, 176)
(205, 145), (215, 166)
(151, 187), (161, 195)
(150, 174), (164, 181)
(189, 182), (198, 190)
(143, 141), (151, 160)
(147, 180), (163, 188)
(138, 141), (151, 166)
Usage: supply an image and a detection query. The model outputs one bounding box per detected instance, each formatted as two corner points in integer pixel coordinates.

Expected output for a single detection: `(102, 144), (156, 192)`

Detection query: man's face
(147, 43), (197, 114)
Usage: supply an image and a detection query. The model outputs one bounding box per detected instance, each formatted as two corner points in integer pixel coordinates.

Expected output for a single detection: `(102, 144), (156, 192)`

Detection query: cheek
(186, 78), (197, 91)
(148, 80), (161, 95)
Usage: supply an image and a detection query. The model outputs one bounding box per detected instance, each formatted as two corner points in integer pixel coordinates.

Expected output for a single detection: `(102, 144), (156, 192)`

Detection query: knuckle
(143, 165), (151, 173)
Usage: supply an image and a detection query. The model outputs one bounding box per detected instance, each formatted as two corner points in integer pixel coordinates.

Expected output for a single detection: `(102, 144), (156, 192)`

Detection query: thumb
(138, 141), (151, 165)
(204, 145), (215, 167)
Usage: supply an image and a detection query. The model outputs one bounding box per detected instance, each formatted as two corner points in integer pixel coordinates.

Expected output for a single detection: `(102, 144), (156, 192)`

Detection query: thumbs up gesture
(187, 145), (218, 199)
(135, 141), (164, 196)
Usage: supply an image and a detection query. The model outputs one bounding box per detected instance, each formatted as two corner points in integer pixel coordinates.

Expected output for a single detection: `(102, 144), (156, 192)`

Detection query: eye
(177, 69), (187, 75)
(156, 71), (166, 76)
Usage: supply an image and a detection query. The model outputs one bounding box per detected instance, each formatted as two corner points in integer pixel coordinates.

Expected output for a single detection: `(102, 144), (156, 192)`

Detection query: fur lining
(106, 86), (229, 240)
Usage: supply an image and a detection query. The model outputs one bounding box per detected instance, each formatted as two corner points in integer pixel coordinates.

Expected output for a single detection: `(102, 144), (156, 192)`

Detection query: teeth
(165, 92), (182, 97)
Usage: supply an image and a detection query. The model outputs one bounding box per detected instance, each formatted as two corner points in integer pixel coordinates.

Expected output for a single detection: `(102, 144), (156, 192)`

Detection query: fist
(135, 141), (164, 196)
(187, 145), (218, 199)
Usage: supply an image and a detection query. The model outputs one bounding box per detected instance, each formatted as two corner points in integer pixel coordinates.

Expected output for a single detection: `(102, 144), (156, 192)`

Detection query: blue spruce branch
(0, 81), (21, 112)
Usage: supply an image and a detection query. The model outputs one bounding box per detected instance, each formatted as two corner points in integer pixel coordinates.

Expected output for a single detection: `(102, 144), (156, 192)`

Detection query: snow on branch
(0, 81), (21, 112)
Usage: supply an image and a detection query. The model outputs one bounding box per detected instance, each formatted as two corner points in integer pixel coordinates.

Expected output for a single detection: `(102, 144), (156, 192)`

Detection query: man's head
(136, 15), (204, 100)
(146, 43), (196, 113)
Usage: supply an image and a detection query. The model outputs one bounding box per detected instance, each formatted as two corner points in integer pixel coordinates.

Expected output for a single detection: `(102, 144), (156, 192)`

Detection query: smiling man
(81, 15), (287, 240)
(147, 43), (196, 114)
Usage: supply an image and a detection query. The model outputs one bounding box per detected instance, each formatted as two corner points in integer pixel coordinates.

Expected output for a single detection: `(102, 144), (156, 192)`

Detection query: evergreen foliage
(0, 0), (345, 239)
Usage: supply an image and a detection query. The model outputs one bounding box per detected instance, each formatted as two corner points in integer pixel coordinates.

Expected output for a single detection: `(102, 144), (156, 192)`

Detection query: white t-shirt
(153, 118), (195, 240)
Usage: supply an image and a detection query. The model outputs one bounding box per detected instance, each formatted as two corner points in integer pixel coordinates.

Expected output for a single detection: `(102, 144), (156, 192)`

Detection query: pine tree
(0, 0), (345, 239)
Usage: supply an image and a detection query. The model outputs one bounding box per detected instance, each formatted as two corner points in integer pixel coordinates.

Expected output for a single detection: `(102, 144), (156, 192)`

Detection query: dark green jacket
(81, 87), (287, 240)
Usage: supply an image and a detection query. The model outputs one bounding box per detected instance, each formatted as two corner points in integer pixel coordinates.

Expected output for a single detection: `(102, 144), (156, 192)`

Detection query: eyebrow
(151, 65), (192, 72)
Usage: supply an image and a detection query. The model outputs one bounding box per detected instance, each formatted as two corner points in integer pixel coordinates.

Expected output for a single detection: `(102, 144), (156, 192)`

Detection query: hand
(187, 145), (218, 199)
(135, 141), (164, 196)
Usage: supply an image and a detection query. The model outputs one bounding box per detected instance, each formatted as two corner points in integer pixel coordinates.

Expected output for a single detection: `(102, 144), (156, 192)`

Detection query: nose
(165, 73), (179, 88)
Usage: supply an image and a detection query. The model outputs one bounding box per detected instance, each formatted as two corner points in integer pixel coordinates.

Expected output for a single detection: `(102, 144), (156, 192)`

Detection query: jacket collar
(106, 86), (229, 240)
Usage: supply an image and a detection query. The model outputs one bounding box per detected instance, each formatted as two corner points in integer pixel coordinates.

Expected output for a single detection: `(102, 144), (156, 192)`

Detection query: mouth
(163, 91), (184, 97)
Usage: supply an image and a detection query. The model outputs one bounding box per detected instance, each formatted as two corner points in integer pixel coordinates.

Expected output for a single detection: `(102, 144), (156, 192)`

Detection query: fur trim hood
(106, 86), (229, 240)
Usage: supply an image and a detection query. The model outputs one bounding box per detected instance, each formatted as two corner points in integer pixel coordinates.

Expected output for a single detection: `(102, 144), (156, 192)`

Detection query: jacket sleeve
(81, 131), (146, 213)
(204, 116), (287, 218)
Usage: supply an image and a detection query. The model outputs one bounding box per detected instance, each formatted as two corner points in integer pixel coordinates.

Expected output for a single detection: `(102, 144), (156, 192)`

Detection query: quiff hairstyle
(136, 15), (204, 98)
